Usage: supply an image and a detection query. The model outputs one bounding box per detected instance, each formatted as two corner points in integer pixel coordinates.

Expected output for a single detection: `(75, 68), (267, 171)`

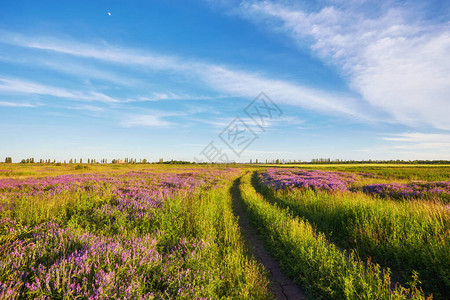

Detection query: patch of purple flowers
(259, 168), (450, 202)
(259, 168), (357, 192)
(0, 168), (240, 298)
(0, 222), (212, 299)
(361, 181), (450, 201)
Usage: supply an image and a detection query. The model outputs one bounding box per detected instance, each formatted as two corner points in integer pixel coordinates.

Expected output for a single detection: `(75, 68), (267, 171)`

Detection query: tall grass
(0, 190), (112, 229)
(254, 172), (449, 299)
(147, 184), (271, 298)
(0, 163), (236, 179)
(239, 173), (428, 299)
(261, 165), (450, 181)
(0, 175), (270, 298)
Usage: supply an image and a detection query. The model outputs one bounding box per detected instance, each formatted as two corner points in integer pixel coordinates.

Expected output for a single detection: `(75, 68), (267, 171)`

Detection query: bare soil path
(230, 177), (307, 300)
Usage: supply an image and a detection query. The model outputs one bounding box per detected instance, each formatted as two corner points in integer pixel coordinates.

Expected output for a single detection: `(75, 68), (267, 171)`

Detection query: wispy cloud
(236, 1), (450, 130)
(0, 100), (37, 107)
(356, 132), (450, 159)
(197, 115), (305, 129)
(65, 104), (105, 112)
(382, 132), (450, 150)
(0, 54), (141, 86)
(195, 65), (370, 120)
(119, 110), (185, 127)
(0, 31), (375, 122)
(0, 31), (180, 70)
(120, 115), (172, 127)
(0, 77), (120, 103)
(131, 92), (212, 102)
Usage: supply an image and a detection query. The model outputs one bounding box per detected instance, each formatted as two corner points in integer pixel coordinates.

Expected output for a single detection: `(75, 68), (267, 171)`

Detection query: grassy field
(0, 165), (270, 298)
(259, 164), (450, 181)
(254, 173), (448, 298)
(239, 173), (428, 299)
(0, 163), (448, 299)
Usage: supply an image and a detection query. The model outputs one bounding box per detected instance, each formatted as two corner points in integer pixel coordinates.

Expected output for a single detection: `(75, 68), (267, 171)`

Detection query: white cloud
(355, 132), (450, 159)
(0, 77), (120, 103)
(131, 92), (212, 102)
(196, 64), (369, 119)
(0, 32), (179, 70)
(119, 109), (186, 127)
(65, 104), (105, 112)
(0, 31), (374, 122)
(119, 114), (173, 127)
(236, 1), (450, 130)
(382, 132), (450, 150)
(198, 115), (304, 129)
(0, 54), (141, 86)
(0, 100), (36, 107)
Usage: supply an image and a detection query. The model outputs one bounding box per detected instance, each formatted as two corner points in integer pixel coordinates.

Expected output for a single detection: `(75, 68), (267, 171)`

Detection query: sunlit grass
(259, 164), (450, 181)
(239, 172), (429, 299)
(0, 167), (270, 298)
(254, 172), (449, 298)
(1, 163), (448, 298)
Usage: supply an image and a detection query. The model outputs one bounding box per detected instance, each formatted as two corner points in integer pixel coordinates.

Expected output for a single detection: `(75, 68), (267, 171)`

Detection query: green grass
(0, 163), (237, 179)
(253, 172), (449, 299)
(148, 183), (271, 298)
(0, 189), (113, 230)
(2, 163), (449, 181)
(0, 171), (271, 299)
(1, 163), (448, 298)
(258, 164), (450, 181)
(239, 172), (429, 299)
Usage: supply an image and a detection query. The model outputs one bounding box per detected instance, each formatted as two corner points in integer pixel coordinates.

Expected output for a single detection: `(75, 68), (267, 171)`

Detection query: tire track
(231, 177), (307, 300)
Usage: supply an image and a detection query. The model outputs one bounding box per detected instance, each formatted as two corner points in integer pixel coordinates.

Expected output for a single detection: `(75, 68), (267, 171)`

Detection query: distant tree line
(20, 158), (35, 164)
(253, 159), (450, 165)
(3, 157), (450, 165)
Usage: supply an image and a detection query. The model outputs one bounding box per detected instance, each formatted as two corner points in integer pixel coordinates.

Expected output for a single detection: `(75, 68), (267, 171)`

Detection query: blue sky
(0, 0), (449, 162)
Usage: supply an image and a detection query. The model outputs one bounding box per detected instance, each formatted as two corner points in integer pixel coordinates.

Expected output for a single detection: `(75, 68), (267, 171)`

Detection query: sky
(0, 0), (449, 163)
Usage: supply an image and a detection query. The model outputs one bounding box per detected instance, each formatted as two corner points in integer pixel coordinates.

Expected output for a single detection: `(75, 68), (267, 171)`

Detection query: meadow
(0, 163), (448, 299)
